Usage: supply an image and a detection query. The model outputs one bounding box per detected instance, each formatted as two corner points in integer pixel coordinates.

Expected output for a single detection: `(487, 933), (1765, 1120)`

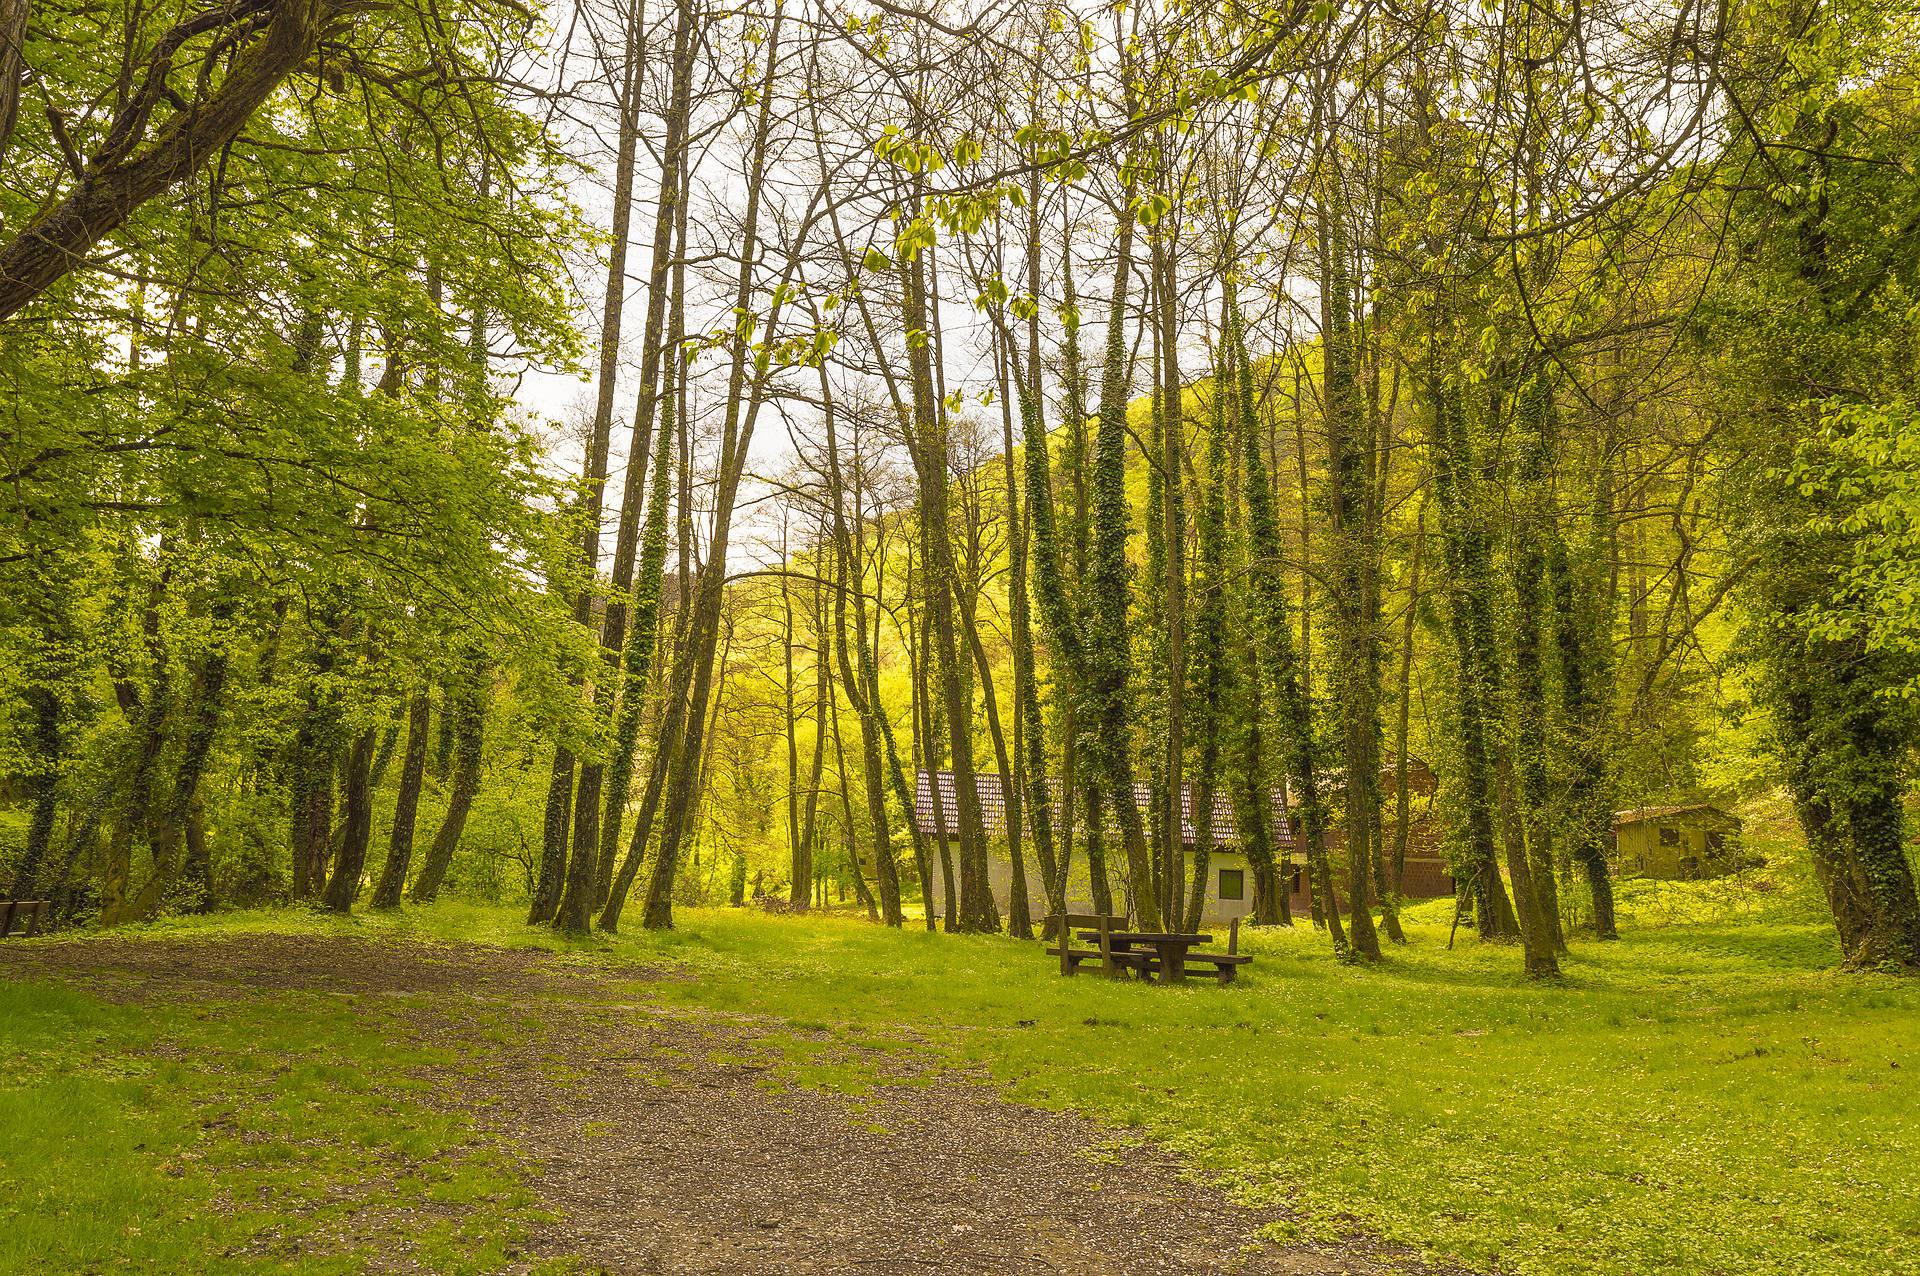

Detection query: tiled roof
(913, 770), (1297, 848)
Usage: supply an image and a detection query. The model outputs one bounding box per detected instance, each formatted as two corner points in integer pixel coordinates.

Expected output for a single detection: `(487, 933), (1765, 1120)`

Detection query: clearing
(2, 926), (1430, 1275)
(2, 886), (1916, 1275)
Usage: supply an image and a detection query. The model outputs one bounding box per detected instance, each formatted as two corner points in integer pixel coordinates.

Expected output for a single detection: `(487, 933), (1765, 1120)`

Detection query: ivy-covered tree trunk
(1426, 378), (1521, 943)
(1712, 37), (1920, 971)
(14, 554), (76, 899)
(1780, 661), (1920, 967)
(119, 604), (234, 923)
(1228, 284), (1345, 957)
(1389, 504), (1425, 923)
(636, 11), (789, 930)
(1183, 337), (1231, 934)
(1317, 195), (1383, 961)
(15, 685), (61, 899)
(592, 324), (682, 915)
(1231, 624), (1284, 926)
(1430, 373), (1555, 974)
(1084, 204), (1162, 931)
(1545, 491), (1618, 940)
(1507, 371), (1567, 953)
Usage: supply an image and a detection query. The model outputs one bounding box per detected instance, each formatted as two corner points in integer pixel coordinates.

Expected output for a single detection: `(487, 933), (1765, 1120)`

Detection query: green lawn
(0, 955), (558, 1274)
(3, 885), (1916, 1275)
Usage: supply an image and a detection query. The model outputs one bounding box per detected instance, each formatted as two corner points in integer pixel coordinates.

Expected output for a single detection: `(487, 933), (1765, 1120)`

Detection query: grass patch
(0, 969), (561, 1274)
(594, 903), (1918, 1276)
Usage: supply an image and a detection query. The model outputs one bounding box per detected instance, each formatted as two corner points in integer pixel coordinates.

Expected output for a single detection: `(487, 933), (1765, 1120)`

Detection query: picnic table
(1075, 917), (1251, 982)
(1082, 930), (1211, 984)
(1060, 917), (1254, 985)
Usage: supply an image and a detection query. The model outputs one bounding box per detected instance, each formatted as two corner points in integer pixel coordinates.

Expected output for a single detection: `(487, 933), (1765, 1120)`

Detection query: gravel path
(4, 932), (1450, 1275)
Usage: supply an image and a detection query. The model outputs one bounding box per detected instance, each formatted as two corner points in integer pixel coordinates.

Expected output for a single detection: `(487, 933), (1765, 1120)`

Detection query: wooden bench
(1176, 917), (1253, 985)
(0, 900), (50, 938)
(1045, 911), (1152, 979)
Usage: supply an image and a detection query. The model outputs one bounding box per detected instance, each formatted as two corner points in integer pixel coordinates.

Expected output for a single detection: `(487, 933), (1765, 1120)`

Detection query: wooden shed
(1611, 803), (1743, 880)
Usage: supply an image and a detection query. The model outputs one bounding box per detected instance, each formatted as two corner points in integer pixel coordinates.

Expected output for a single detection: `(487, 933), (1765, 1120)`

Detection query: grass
(615, 903), (1919, 1276)
(0, 948), (565, 1274)
(4, 842), (1918, 1275)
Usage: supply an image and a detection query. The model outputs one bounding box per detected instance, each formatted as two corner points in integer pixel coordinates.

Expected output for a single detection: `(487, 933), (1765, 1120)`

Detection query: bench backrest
(1055, 911), (1125, 976)
(0, 900), (47, 938)
(1058, 911), (1123, 931)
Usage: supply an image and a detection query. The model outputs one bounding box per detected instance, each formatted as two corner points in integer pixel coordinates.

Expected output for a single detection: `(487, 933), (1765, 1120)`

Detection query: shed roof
(1612, 802), (1742, 829)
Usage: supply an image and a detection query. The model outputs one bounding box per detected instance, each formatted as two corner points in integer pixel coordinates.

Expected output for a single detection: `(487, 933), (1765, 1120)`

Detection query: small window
(1706, 831), (1727, 854)
(1218, 868), (1245, 901)
(1658, 826), (1680, 847)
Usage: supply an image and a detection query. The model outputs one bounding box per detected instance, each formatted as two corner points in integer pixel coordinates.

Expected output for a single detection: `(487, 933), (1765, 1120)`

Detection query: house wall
(1273, 855), (1455, 918)
(923, 843), (1453, 925)
(921, 845), (1267, 926)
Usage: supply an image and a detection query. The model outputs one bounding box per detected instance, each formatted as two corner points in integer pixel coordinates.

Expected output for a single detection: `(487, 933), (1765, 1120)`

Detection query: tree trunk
(1389, 504), (1425, 932)
(821, 368), (902, 924)
(1426, 378), (1521, 942)
(1546, 470), (1619, 940)
(1085, 205), (1161, 930)
(411, 656), (487, 904)
(901, 230), (995, 933)
(117, 610), (234, 924)
(1508, 372), (1568, 954)
(322, 727), (377, 912)
(635, 9), (788, 929)
(1317, 191), (1382, 961)
(782, 547), (807, 908)
(371, 692), (431, 909)
(796, 566), (831, 910)
(1228, 283), (1345, 956)
(15, 685), (61, 899)
(1184, 302), (1232, 934)
(569, 0), (691, 930)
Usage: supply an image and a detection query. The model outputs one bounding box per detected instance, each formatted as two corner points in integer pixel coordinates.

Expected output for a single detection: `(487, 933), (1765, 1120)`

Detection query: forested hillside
(4, 0), (1918, 975)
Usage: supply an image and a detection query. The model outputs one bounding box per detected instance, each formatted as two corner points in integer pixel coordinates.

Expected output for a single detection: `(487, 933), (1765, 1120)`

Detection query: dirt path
(4, 934), (1441, 1276)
